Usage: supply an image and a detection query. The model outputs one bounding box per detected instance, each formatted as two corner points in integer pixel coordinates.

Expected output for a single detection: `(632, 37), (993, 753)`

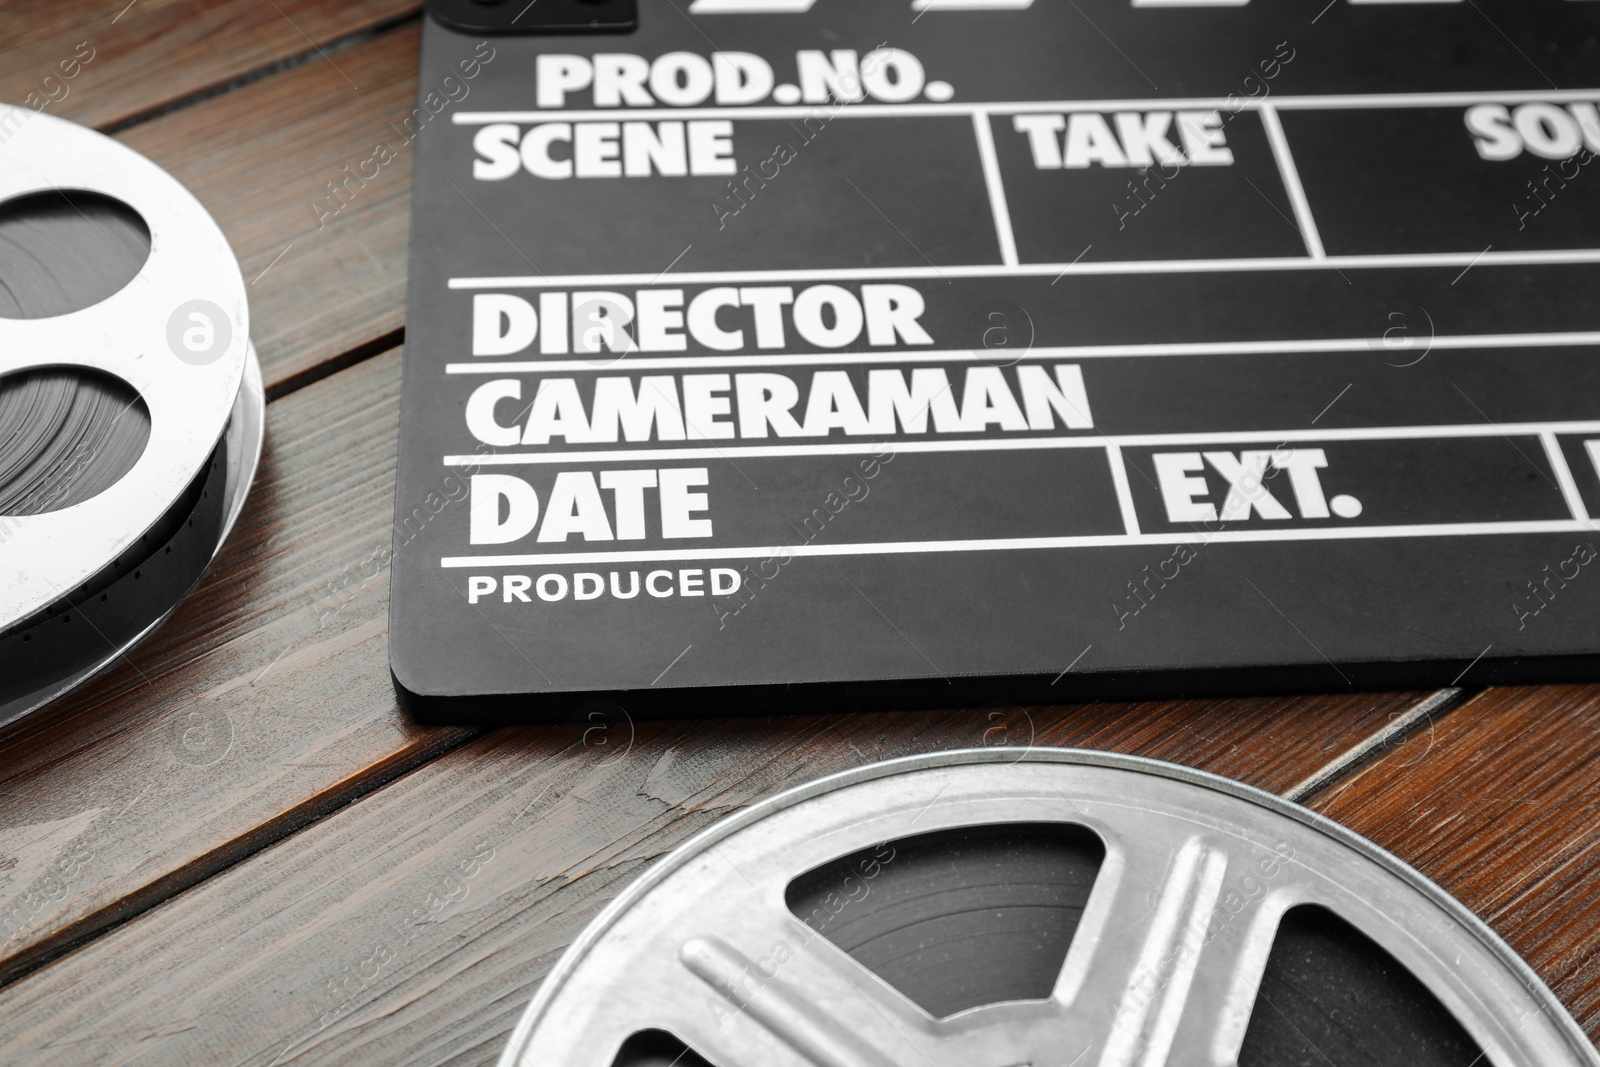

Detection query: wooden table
(2, 4), (1597, 1062)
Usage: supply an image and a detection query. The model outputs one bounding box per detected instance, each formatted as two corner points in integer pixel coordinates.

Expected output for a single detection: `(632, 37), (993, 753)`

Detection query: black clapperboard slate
(393, 0), (1600, 723)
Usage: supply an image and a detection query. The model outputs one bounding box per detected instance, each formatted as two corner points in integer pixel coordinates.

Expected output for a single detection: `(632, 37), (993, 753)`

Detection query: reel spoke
(501, 753), (1600, 1067)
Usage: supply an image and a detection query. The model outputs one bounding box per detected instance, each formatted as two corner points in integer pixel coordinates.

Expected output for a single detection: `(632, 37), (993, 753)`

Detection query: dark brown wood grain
(1313, 684), (1600, 1040)
(0, 349), (478, 987)
(2, 4), (1598, 1063)
(115, 23), (420, 394)
(0, 22), (441, 984)
(0, 685), (1430, 1064)
(0, 0), (418, 131)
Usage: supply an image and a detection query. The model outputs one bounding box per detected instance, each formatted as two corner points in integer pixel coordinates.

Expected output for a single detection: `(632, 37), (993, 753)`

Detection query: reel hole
(0, 190), (150, 319)
(609, 1031), (714, 1066)
(1239, 904), (1484, 1065)
(785, 823), (1105, 1018)
(0, 367), (150, 515)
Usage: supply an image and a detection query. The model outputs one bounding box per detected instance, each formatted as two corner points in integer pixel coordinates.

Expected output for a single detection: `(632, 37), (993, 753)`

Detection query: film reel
(501, 749), (1600, 1067)
(0, 106), (263, 724)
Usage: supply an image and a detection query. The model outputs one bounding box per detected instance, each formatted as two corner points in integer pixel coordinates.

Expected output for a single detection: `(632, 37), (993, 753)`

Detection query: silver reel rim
(0, 342), (264, 727)
(0, 104), (248, 627)
(500, 747), (1599, 1067)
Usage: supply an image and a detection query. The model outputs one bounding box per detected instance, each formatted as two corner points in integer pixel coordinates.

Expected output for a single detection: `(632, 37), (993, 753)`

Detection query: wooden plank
(115, 24), (421, 394)
(0, 0), (417, 132)
(0, 685), (1428, 1064)
(1312, 684), (1600, 1041)
(0, 348), (474, 986)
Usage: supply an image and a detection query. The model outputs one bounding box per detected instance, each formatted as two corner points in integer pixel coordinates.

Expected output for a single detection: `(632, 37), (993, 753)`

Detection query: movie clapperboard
(391, 0), (1600, 721)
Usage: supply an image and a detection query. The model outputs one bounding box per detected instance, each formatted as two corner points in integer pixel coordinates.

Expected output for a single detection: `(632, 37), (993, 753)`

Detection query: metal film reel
(0, 105), (263, 723)
(501, 749), (1599, 1067)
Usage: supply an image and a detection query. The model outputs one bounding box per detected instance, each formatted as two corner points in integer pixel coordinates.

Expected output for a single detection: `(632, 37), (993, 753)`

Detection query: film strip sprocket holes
(0, 106), (264, 723)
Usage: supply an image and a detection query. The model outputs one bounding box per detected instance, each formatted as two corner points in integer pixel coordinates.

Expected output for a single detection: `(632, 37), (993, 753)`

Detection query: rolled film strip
(0, 105), (263, 725)
(501, 749), (1600, 1067)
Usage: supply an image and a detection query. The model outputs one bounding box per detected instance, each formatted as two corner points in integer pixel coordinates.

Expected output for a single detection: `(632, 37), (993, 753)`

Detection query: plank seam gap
(266, 326), (406, 403)
(1281, 687), (1477, 805)
(0, 721), (484, 993)
(99, 9), (422, 137)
